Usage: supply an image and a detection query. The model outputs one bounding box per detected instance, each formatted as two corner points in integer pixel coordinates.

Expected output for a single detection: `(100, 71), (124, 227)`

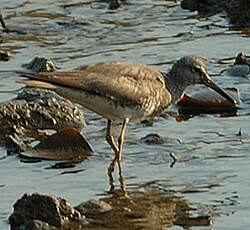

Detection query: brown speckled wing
(20, 62), (170, 107)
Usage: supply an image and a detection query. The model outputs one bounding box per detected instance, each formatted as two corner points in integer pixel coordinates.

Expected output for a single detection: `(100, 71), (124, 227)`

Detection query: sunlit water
(1, 0), (250, 229)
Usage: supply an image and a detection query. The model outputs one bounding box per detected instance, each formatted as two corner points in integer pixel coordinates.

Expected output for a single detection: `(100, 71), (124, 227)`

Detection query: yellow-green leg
(106, 119), (119, 155)
(107, 118), (129, 196)
(106, 119), (118, 189)
(117, 118), (129, 162)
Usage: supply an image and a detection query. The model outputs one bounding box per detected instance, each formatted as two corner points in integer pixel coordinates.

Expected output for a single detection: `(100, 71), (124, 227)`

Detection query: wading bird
(18, 56), (235, 176)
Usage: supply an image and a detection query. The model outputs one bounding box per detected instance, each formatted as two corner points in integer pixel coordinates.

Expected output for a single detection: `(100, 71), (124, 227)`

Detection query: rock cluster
(9, 193), (84, 230)
(181, 0), (250, 27)
(0, 88), (85, 146)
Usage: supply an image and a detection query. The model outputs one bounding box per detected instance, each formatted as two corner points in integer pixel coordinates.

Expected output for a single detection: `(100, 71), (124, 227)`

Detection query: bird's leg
(115, 119), (129, 196)
(105, 119), (119, 154)
(117, 118), (129, 162)
(106, 119), (120, 178)
(107, 118), (129, 197)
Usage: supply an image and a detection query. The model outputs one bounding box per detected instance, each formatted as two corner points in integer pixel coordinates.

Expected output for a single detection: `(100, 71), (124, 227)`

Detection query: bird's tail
(16, 71), (57, 90)
(17, 79), (57, 90)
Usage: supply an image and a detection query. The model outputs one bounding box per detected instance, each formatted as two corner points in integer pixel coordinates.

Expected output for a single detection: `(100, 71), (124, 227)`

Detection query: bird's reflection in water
(88, 173), (212, 230)
(107, 135), (179, 197)
(108, 157), (128, 197)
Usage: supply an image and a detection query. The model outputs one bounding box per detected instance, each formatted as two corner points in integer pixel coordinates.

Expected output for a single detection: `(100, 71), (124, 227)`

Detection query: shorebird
(17, 56), (235, 168)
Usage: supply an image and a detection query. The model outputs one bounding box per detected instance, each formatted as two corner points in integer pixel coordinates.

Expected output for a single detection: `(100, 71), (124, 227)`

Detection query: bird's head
(170, 56), (236, 105)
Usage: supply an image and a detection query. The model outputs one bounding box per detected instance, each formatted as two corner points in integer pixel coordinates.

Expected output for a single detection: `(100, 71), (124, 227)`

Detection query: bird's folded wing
(18, 62), (167, 105)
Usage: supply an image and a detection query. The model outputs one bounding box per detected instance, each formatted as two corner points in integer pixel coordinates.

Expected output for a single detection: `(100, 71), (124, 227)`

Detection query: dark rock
(9, 193), (84, 230)
(227, 0), (250, 27)
(141, 133), (164, 144)
(181, 0), (250, 27)
(109, 0), (122, 9)
(0, 88), (85, 146)
(22, 57), (58, 73)
(181, 0), (226, 14)
(108, 0), (129, 10)
(234, 52), (248, 65)
(226, 52), (250, 76)
(75, 199), (112, 218)
(0, 50), (10, 61)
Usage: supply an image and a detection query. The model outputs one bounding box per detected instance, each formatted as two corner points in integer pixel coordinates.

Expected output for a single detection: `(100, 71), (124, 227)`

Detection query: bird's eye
(192, 66), (203, 74)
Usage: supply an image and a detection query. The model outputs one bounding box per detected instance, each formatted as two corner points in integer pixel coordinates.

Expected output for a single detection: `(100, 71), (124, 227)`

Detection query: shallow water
(1, 0), (250, 229)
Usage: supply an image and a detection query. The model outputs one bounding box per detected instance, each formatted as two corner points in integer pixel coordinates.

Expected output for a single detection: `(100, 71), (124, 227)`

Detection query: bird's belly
(55, 86), (151, 121)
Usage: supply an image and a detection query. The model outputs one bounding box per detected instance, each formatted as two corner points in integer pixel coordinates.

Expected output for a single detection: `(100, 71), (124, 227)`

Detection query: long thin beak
(202, 73), (236, 105)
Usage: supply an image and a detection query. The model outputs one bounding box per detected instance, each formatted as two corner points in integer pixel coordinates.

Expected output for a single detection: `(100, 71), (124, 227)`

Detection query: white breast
(55, 86), (153, 121)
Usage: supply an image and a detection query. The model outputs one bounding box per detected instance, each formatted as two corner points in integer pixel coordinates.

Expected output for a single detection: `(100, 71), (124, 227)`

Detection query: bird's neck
(162, 72), (187, 104)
